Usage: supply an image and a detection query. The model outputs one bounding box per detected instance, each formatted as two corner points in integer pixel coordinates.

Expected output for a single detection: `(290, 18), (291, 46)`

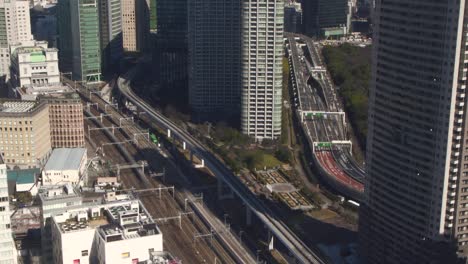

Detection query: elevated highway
(287, 33), (365, 200)
(117, 74), (329, 264)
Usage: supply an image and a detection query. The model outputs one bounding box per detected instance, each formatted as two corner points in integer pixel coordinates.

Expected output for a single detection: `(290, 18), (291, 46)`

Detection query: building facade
(41, 93), (85, 148)
(302, 0), (351, 38)
(9, 40), (60, 88)
(284, 2), (302, 33)
(0, 156), (17, 264)
(57, 0), (101, 82)
(39, 187), (163, 264)
(0, 0), (33, 79)
(153, 0), (188, 96)
(360, 0), (468, 262)
(98, 0), (122, 73)
(240, 0), (284, 140)
(42, 148), (87, 186)
(188, 0), (242, 121)
(122, 0), (150, 54)
(0, 100), (51, 169)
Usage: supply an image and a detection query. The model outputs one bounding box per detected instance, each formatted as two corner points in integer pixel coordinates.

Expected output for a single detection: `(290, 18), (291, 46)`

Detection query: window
(81, 250), (88, 256)
(122, 252), (130, 258)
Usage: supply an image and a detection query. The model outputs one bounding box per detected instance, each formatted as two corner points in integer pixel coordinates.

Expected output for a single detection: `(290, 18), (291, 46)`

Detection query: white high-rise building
(240, 0), (284, 140)
(0, 155), (17, 264)
(188, 0), (284, 140)
(0, 0), (33, 79)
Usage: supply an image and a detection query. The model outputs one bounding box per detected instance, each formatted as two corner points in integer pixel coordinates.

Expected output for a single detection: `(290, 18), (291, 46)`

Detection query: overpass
(117, 76), (328, 264)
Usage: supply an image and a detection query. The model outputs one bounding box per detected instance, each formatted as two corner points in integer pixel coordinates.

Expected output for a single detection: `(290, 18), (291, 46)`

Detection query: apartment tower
(360, 0), (468, 262)
(0, 0), (33, 79)
(188, 0), (284, 140)
(240, 0), (284, 140)
(188, 0), (242, 121)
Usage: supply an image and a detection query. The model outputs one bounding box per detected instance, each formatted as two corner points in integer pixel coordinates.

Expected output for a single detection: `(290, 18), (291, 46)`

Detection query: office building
(41, 92), (85, 148)
(240, 0), (284, 140)
(57, 0), (101, 82)
(122, 0), (150, 54)
(39, 184), (83, 263)
(284, 2), (302, 33)
(360, 0), (468, 262)
(31, 3), (58, 47)
(153, 0), (187, 92)
(302, 0), (351, 38)
(0, 100), (52, 169)
(98, 0), (122, 73)
(0, 0), (33, 79)
(188, 0), (242, 121)
(9, 40), (60, 88)
(42, 148), (87, 186)
(39, 186), (164, 264)
(51, 198), (162, 264)
(0, 155), (17, 264)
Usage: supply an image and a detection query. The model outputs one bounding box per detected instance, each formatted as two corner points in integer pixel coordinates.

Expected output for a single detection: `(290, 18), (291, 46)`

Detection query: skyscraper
(0, 0), (33, 79)
(360, 0), (468, 262)
(122, 0), (150, 54)
(98, 0), (122, 73)
(152, 0), (187, 101)
(302, 0), (351, 38)
(188, 0), (242, 121)
(240, 0), (284, 140)
(188, 0), (284, 140)
(57, 0), (101, 82)
(0, 156), (17, 264)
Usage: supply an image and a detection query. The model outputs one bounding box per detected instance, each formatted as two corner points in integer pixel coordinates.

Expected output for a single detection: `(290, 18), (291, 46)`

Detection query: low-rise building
(7, 168), (39, 195)
(94, 177), (120, 192)
(0, 100), (52, 169)
(39, 184), (84, 263)
(42, 189), (163, 264)
(42, 148), (87, 186)
(9, 40), (59, 88)
(11, 86), (86, 149)
(40, 92), (85, 148)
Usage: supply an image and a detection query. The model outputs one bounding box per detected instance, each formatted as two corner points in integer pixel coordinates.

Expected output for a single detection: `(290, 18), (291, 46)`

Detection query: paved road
(117, 74), (329, 264)
(287, 33), (365, 196)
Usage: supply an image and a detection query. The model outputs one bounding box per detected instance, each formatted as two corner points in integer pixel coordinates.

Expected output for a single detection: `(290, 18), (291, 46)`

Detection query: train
(150, 133), (158, 144)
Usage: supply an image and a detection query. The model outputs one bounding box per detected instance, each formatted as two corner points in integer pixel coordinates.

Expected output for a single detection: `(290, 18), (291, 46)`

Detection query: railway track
(82, 92), (237, 263)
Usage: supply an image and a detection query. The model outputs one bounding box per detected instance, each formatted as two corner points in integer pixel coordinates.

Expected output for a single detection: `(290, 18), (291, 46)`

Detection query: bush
(275, 146), (291, 163)
(322, 44), (371, 149)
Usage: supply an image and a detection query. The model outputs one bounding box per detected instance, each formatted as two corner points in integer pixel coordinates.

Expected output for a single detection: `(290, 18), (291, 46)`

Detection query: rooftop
(44, 148), (86, 171)
(58, 216), (108, 233)
(38, 184), (81, 202)
(0, 101), (36, 113)
(7, 168), (39, 184)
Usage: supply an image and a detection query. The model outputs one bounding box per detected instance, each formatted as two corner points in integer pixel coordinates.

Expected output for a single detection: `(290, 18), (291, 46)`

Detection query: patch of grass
(308, 209), (339, 221)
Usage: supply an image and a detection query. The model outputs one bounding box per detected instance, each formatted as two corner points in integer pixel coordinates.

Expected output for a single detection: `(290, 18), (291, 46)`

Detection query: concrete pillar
(217, 178), (234, 200)
(268, 232), (274, 251)
(183, 141), (186, 150)
(167, 129), (171, 138)
(246, 206), (252, 226)
(201, 159), (205, 167)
